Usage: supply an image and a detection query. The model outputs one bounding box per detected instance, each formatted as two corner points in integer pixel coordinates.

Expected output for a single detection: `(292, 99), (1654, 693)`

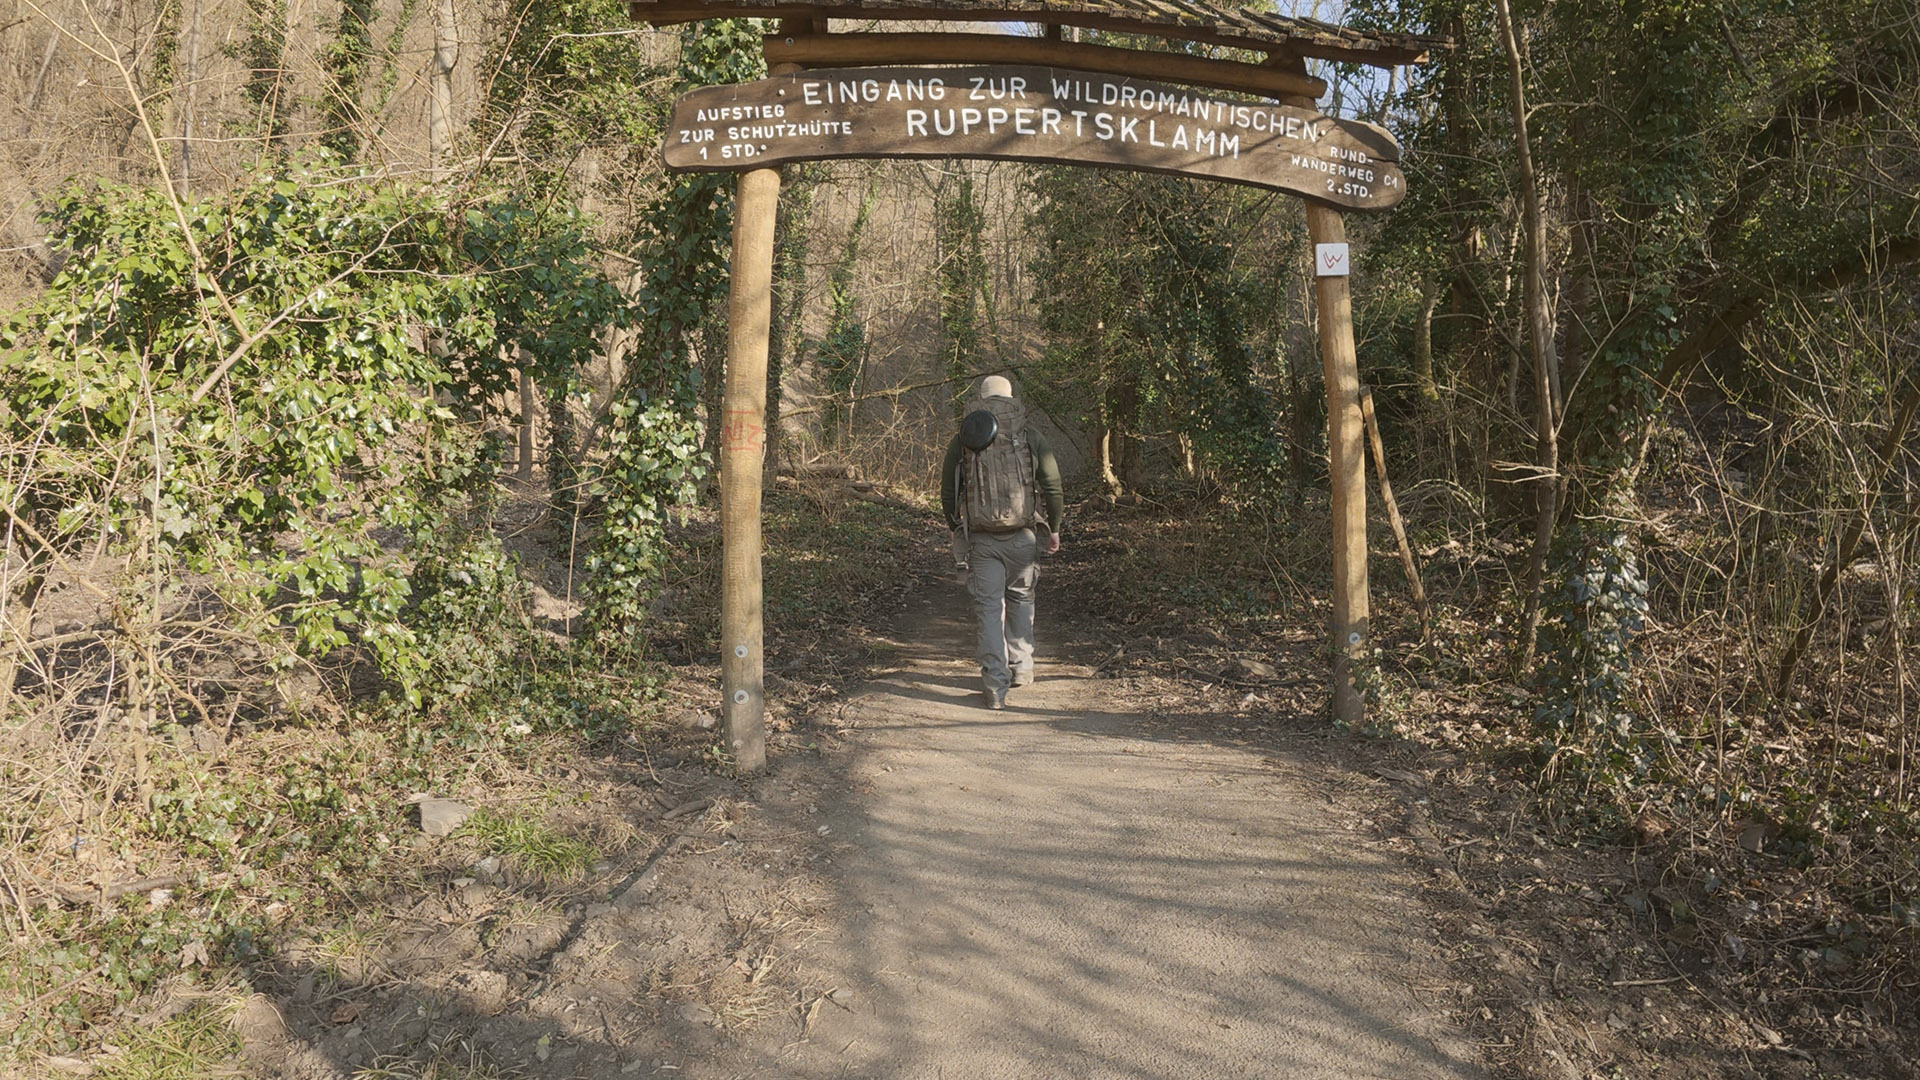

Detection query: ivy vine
(584, 19), (765, 642)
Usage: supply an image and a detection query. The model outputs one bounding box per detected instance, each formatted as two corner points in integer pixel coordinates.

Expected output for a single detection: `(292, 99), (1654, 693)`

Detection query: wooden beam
(632, 2), (1437, 67)
(762, 32), (1329, 101)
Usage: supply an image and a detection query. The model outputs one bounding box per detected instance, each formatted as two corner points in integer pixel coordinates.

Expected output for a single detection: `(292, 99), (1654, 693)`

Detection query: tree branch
(1656, 232), (1920, 390)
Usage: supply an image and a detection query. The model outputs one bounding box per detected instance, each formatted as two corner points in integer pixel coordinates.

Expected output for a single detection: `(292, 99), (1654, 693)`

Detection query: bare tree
(429, 0), (458, 176)
(1497, 0), (1562, 672)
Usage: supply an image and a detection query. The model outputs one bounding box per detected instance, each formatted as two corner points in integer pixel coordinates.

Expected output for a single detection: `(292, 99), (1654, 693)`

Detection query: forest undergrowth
(0, 479), (929, 1076)
(1047, 463), (1919, 1078)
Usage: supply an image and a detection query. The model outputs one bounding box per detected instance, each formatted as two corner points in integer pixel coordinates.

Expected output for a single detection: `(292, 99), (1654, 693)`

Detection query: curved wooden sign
(663, 65), (1406, 211)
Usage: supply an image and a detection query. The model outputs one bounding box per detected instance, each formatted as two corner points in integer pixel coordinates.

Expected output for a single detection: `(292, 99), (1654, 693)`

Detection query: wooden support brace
(1359, 386), (1431, 646)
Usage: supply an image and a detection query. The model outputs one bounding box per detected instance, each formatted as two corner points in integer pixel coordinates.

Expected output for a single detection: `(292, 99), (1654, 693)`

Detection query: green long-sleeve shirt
(941, 423), (1065, 535)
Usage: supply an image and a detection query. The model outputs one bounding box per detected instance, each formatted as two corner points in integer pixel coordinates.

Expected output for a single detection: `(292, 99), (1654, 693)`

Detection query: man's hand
(1044, 532), (1061, 556)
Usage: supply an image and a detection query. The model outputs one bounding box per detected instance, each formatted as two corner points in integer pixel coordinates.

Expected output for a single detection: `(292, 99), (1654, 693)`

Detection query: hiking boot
(983, 687), (1006, 710)
(1011, 668), (1034, 688)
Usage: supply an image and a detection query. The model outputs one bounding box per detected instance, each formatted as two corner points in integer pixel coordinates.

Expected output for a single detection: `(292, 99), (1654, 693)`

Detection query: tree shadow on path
(717, 577), (1485, 1080)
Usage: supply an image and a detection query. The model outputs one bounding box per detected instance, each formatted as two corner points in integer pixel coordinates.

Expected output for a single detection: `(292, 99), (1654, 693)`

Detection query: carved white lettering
(666, 64), (1396, 206)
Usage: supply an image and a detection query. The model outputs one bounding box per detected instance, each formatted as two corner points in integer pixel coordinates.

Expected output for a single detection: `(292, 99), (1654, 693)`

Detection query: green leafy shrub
(584, 18), (763, 642)
(0, 163), (621, 702)
(585, 397), (706, 638)
(405, 527), (532, 702)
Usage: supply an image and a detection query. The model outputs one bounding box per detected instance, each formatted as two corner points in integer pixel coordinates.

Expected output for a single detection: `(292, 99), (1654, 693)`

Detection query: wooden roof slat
(629, 0), (1446, 68)
(764, 31), (1331, 99)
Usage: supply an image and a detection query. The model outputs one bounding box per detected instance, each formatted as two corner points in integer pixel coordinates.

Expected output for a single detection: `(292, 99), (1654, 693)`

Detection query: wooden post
(1305, 202), (1370, 727)
(718, 54), (801, 773)
(720, 163), (777, 772)
(1277, 63), (1369, 727)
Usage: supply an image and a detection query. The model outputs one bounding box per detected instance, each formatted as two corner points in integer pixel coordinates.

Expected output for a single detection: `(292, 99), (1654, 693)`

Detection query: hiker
(940, 375), (1065, 709)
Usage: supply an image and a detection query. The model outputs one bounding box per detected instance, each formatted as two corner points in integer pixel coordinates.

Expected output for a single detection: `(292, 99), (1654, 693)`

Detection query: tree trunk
(1098, 427), (1122, 497)
(1497, 0), (1563, 673)
(1109, 376), (1145, 492)
(0, 526), (47, 721)
(517, 368), (536, 483)
(23, 20), (61, 128)
(429, 0), (457, 177)
(1414, 280), (1439, 404)
(1287, 267), (1316, 507)
(545, 379), (579, 517)
(767, 180), (813, 472)
(1436, 10), (1479, 370)
(1655, 232), (1920, 391)
(175, 0), (201, 199)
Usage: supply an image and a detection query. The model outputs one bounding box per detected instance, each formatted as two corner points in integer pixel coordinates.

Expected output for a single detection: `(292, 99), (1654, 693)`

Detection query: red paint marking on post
(722, 410), (766, 453)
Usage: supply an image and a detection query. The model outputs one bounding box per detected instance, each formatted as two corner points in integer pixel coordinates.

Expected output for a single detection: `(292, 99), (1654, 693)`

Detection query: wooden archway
(629, 0), (1442, 769)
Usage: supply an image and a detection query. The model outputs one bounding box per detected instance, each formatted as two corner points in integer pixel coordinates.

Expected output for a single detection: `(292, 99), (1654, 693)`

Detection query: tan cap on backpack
(980, 375), (1013, 398)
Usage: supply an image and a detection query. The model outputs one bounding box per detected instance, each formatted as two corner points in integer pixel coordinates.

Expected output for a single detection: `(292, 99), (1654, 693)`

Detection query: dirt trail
(686, 578), (1485, 1079)
(257, 564), (1485, 1079)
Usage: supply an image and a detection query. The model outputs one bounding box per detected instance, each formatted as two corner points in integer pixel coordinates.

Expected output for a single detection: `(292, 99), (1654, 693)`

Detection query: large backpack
(960, 396), (1038, 533)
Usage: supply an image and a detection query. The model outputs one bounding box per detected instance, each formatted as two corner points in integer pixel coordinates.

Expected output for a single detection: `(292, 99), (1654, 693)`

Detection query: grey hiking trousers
(966, 527), (1039, 694)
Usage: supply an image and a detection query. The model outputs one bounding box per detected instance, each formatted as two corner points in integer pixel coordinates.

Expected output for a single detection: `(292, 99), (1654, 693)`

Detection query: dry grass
(352, 1035), (528, 1080)
(88, 997), (247, 1080)
(459, 809), (599, 888)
